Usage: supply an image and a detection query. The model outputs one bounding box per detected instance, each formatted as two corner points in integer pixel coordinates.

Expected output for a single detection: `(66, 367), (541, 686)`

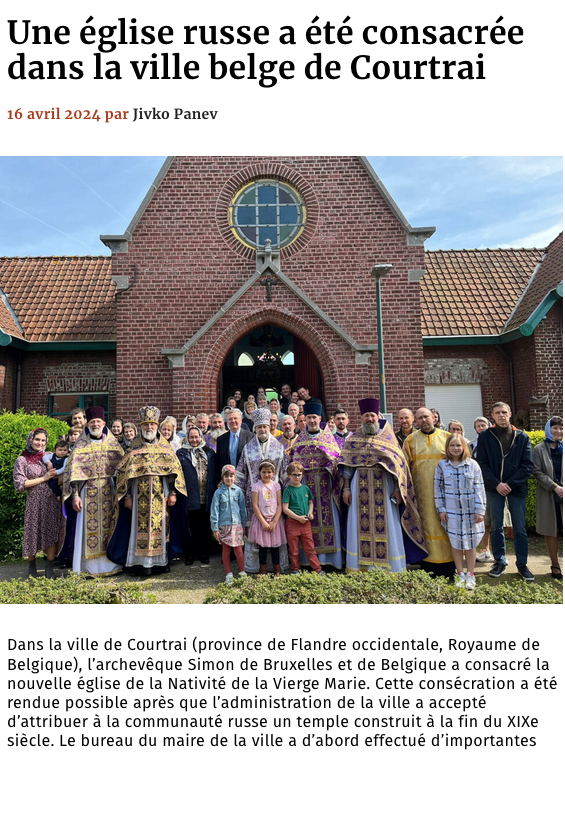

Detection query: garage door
(424, 384), (483, 439)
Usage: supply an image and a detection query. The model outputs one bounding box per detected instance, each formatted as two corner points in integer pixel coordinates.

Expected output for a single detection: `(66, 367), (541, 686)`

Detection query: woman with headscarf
(532, 416), (563, 579)
(174, 426), (216, 566)
(160, 416), (182, 451)
(242, 399), (257, 432)
(122, 422), (138, 452)
(12, 428), (62, 578)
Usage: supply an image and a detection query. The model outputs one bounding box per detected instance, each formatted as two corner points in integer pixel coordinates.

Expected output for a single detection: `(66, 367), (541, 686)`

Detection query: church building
(0, 157), (562, 431)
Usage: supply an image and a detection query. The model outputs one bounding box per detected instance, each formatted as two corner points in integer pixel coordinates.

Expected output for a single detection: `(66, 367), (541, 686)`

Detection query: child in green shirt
(282, 462), (323, 574)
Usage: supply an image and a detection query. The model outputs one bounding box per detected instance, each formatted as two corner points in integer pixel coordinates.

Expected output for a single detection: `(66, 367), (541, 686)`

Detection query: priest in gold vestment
(63, 406), (124, 577)
(107, 406), (187, 576)
(403, 407), (453, 575)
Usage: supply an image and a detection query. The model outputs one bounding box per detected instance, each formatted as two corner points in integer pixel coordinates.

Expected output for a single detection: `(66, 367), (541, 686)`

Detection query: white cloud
(499, 224), (563, 249)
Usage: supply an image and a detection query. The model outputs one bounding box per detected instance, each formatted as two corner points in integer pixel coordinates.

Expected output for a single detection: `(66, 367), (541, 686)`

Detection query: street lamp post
(371, 264), (392, 414)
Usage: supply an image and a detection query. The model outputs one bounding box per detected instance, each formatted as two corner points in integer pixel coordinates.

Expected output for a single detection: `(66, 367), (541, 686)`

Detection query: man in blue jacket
(475, 402), (534, 580)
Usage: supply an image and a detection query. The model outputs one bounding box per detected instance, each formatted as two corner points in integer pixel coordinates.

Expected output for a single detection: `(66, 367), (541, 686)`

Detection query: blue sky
(0, 156), (561, 256)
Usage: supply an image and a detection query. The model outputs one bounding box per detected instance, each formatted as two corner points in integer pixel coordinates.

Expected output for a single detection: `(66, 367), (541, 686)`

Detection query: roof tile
(421, 248), (544, 336)
(0, 257), (114, 342)
(504, 233), (563, 332)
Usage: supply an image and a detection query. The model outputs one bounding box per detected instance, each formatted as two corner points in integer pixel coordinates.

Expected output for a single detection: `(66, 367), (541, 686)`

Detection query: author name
(133, 107), (218, 121)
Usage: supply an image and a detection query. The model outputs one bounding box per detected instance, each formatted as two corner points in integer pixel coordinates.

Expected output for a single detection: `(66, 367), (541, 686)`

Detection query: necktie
(230, 432), (238, 464)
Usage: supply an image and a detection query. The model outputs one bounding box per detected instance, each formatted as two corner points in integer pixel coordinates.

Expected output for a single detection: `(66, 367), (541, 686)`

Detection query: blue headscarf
(545, 419), (563, 454)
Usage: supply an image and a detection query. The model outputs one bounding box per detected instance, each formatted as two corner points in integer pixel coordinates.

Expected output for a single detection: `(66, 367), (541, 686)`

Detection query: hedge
(204, 569), (562, 605)
(0, 410), (69, 560)
(525, 429), (546, 530)
(0, 574), (156, 604)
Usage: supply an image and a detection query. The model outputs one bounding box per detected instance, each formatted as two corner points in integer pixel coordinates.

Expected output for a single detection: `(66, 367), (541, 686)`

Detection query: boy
(65, 426), (82, 450)
(282, 462), (324, 575)
(43, 437), (70, 498)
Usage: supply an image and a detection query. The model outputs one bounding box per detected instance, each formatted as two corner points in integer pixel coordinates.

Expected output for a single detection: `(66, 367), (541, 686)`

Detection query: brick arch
(215, 161), (320, 261)
(203, 307), (340, 405)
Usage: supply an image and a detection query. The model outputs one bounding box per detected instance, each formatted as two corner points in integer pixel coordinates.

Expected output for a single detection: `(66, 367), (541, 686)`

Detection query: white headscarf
(182, 426), (207, 468)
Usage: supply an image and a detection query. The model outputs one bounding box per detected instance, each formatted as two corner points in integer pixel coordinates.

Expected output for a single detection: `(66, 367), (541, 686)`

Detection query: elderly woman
(242, 399), (257, 431)
(447, 419), (472, 448)
(533, 416), (563, 579)
(13, 428), (61, 578)
(175, 426), (216, 566)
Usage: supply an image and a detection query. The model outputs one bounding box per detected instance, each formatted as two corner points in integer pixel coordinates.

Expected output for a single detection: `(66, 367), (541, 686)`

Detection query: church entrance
(219, 324), (324, 407)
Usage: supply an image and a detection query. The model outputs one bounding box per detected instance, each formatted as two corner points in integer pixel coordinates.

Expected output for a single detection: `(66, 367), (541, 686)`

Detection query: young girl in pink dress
(248, 460), (286, 575)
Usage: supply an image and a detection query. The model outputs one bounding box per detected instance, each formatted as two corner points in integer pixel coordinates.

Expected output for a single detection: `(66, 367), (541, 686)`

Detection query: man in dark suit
(214, 408), (253, 485)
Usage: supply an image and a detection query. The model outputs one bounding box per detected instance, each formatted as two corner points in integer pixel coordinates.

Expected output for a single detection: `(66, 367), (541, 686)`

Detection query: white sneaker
(465, 573), (476, 591)
(476, 551), (494, 563)
(225, 573), (234, 585)
(238, 571), (247, 578)
(454, 572), (466, 589)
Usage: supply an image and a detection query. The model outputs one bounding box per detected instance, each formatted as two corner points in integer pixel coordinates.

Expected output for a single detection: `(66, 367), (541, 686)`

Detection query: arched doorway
(220, 324), (324, 406)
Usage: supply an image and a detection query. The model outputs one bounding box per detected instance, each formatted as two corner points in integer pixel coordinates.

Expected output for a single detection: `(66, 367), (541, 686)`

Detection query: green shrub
(204, 569), (562, 605)
(0, 410), (69, 560)
(0, 574), (156, 604)
(525, 429), (546, 530)
(472, 581), (561, 604)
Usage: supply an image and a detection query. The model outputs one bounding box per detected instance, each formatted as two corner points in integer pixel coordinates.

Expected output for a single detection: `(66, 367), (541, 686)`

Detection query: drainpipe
(15, 350), (22, 410)
(495, 344), (516, 411)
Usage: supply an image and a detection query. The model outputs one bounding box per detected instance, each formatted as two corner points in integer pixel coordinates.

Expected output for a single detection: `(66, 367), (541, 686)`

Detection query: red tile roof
(0, 257), (114, 342)
(421, 248), (544, 336)
(504, 233), (563, 332)
(0, 289), (25, 340)
(0, 243), (561, 343)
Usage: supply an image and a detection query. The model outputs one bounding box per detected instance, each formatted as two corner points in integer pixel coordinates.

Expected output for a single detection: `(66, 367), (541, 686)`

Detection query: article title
(6, 15), (525, 87)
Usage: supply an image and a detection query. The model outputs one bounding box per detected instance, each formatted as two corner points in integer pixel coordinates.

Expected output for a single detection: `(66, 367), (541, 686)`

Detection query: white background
(0, 1), (563, 818)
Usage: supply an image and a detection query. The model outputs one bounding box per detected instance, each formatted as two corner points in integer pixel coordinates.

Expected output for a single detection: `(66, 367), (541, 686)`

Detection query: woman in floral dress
(13, 428), (62, 578)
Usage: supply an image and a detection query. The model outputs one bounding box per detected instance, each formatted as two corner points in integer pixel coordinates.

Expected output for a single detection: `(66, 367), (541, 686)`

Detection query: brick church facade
(0, 157), (562, 430)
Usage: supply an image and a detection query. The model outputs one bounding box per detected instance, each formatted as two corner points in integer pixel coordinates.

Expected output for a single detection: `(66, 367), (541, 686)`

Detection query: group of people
(12, 387), (562, 588)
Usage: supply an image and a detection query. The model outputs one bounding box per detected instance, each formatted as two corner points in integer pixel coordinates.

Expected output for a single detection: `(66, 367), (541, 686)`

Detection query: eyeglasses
(290, 473), (302, 477)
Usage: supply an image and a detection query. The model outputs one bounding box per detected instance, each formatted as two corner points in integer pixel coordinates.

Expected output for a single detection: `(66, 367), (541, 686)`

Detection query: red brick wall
(112, 157), (425, 426)
(508, 336), (537, 425)
(532, 302), (563, 424)
(0, 349), (17, 411)
(19, 352), (117, 417)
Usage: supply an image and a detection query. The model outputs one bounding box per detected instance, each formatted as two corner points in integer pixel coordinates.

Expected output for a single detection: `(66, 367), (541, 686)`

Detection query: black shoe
(489, 561), (507, 578)
(516, 564), (535, 582)
(184, 559), (194, 566)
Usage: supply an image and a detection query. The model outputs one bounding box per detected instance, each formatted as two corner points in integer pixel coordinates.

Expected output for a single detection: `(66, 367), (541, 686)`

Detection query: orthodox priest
(63, 406), (124, 576)
(338, 398), (426, 572)
(107, 406), (187, 576)
(290, 399), (342, 569)
(236, 407), (289, 572)
(403, 406), (452, 576)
